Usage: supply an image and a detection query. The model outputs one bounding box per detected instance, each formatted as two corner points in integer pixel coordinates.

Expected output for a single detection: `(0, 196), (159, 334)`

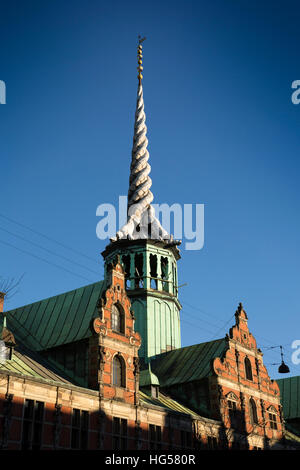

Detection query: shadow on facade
(0, 395), (198, 451)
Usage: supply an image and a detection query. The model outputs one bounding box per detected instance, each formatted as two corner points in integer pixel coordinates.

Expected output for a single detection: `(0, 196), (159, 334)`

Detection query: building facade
(0, 41), (298, 451)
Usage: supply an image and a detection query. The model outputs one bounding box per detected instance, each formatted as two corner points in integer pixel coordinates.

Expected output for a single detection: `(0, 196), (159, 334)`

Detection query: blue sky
(1, 0), (300, 379)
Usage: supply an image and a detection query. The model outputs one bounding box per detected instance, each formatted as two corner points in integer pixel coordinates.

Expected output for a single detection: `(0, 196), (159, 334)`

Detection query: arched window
(111, 304), (124, 333)
(249, 398), (258, 424)
(113, 355), (125, 388)
(268, 406), (278, 430)
(244, 356), (253, 381)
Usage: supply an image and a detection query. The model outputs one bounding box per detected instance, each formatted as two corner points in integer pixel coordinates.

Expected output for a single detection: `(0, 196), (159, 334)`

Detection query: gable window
(244, 357), (253, 381)
(113, 355), (126, 388)
(269, 412), (278, 430)
(249, 398), (258, 425)
(228, 399), (237, 411)
(151, 385), (159, 399)
(227, 392), (238, 423)
(111, 304), (125, 334)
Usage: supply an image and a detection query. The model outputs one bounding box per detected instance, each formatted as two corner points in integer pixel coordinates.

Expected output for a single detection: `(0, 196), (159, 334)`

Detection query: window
(151, 385), (159, 399)
(228, 398), (238, 426)
(134, 253), (144, 288)
(113, 355), (126, 388)
(150, 254), (158, 290)
(113, 417), (127, 450)
(161, 257), (169, 292)
(149, 424), (161, 450)
(194, 435), (202, 450)
(269, 412), (277, 430)
(21, 400), (44, 450)
(232, 441), (240, 450)
(111, 304), (124, 333)
(244, 357), (253, 381)
(228, 400), (237, 412)
(181, 430), (192, 448)
(121, 255), (131, 289)
(207, 436), (218, 450)
(71, 409), (89, 449)
(249, 398), (258, 425)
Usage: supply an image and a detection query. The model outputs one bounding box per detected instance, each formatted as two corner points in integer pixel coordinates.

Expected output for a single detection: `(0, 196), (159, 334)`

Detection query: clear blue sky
(1, 0), (300, 379)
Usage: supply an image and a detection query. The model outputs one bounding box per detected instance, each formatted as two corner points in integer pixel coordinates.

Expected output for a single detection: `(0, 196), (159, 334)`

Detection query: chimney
(0, 292), (5, 313)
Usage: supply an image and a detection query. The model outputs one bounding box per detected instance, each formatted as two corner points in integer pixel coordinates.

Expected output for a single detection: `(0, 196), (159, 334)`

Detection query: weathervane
(137, 35), (146, 84)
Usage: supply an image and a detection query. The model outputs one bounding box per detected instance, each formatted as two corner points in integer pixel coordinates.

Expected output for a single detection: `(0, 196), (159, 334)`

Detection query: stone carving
(99, 346), (106, 371)
(133, 356), (140, 376)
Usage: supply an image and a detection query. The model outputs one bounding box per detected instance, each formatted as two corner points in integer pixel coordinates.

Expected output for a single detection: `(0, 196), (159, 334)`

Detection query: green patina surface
(0, 343), (72, 385)
(150, 338), (227, 387)
(3, 238), (182, 366)
(139, 390), (203, 419)
(103, 240), (182, 361)
(2, 281), (104, 351)
(139, 364), (160, 387)
(277, 376), (300, 420)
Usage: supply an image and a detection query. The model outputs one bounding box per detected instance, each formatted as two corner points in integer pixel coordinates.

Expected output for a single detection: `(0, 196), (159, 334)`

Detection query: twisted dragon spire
(111, 38), (173, 243)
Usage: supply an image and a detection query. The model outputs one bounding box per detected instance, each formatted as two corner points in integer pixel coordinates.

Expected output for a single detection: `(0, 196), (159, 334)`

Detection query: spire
(127, 37), (153, 221)
(111, 38), (174, 243)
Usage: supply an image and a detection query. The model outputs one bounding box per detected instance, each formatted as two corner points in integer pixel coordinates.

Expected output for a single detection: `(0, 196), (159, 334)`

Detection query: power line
(0, 225), (100, 276)
(210, 315), (235, 340)
(0, 238), (95, 283)
(0, 212), (98, 265)
(182, 298), (290, 359)
(183, 309), (230, 331)
(181, 299), (227, 323)
(181, 318), (217, 337)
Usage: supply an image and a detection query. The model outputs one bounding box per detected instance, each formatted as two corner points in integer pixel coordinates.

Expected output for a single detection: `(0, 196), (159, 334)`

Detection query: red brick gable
(213, 303), (279, 396)
(89, 257), (141, 404)
(210, 303), (283, 447)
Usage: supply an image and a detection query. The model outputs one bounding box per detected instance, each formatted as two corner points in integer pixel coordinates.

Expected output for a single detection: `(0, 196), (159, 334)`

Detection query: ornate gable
(90, 257), (141, 404)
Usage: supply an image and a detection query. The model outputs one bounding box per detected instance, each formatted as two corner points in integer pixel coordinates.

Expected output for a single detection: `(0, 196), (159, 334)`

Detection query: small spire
(235, 302), (248, 323)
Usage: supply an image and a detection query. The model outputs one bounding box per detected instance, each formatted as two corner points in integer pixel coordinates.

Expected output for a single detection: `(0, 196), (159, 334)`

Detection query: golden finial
(137, 35), (146, 84)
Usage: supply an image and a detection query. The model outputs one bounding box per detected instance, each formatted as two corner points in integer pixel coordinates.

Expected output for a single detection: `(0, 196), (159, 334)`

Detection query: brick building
(0, 41), (298, 451)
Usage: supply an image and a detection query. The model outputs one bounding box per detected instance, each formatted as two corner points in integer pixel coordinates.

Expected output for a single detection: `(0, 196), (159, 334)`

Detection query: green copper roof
(277, 376), (300, 420)
(0, 343), (72, 384)
(139, 390), (203, 419)
(140, 364), (160, 387)
(2, 281), (104, 351)
(150, 338), (228, 387)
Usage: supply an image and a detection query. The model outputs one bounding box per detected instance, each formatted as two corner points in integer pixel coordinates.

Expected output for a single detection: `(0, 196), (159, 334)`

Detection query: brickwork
(211, 303), (284, 449)
(92, 258), (141, 404)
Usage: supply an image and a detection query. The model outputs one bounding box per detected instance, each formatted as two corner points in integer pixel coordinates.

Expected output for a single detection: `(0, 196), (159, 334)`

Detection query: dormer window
(151, 385), (159, 399)
(111, 304), (125, 334)
(244, 356), (253, 381)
